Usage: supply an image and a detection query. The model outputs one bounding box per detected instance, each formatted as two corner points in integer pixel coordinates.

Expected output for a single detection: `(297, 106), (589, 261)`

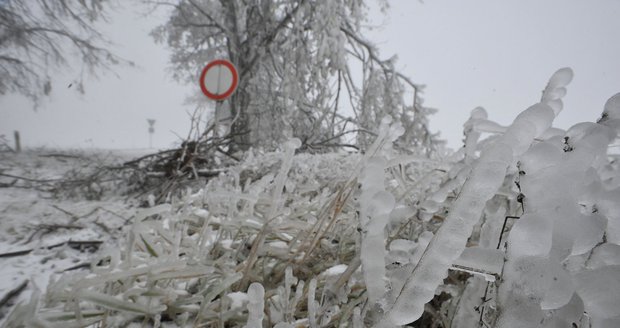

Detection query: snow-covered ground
(0, 150), (139, 322)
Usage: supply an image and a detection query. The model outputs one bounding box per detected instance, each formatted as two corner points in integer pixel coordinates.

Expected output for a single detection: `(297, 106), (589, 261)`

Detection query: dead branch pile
(0, 131), (242, 202)
(120, 133), (242, 203)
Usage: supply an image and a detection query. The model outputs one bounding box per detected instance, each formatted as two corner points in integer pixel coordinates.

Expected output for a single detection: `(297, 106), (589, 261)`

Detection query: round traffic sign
(199, 59), (239, 101)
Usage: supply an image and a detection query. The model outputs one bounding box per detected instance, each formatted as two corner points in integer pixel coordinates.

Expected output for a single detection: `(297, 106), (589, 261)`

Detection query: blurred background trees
(0, 0), (123, 106)
(1, 0), (442, 154)
(152, 0), (442, 153)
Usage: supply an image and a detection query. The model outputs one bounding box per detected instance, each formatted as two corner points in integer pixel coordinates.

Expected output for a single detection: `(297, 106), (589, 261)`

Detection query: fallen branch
(0, 179), (17, 188)
(122, 148), (178, 167)
(23, 223), (84, 244)
(0, 173), (57, 183)
(38, 153), (84, 159)
(0, 280), (28, 314)
(0, 240), (104, 258)
(50, 204), (81, 222)
(0, 249), (32, 258)
(63, 262), (92, 272)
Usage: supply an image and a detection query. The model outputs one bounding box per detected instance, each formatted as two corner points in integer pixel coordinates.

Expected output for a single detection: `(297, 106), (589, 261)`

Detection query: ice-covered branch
(359, 157), (395, 305)
(380, 68), (571, 325)
(496, 88), (620, 327)
(245, 283), (265, 328)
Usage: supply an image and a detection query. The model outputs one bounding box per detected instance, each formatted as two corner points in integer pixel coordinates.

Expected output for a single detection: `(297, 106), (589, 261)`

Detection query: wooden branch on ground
(50, 204), (81, 221)
(122, 148), (178, 167)
(0, 240), (104, 258)
(0, 280), (28, 313)
(63, 262), (92, 272)
(38, 153), (84, 159)
(0, 180), (17, 188)
(0, 249), (32, 258)
(0, 173), (57, 183)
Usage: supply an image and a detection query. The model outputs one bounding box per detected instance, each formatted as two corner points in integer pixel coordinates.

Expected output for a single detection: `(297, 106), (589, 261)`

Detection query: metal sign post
(147, 119), (156, 148)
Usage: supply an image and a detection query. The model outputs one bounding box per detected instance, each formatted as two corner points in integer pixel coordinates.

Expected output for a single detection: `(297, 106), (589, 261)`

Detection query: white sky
(1, 0), (620, 150)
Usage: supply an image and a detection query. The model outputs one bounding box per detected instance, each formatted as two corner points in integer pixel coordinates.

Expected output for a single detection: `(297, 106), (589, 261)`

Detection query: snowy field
(0, 150), (141, 322)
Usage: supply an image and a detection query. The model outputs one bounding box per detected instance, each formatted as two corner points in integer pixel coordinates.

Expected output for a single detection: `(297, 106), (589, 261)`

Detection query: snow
(321, 264), (348, 277)
(588, 243), (620, 269)
(0, 150), (139, 324)
(574, 266), (620, 319)
(507, 212), (554, 258)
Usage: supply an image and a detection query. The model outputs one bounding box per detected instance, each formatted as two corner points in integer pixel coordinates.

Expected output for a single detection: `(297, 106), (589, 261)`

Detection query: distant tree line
(0, 0), (124, 106)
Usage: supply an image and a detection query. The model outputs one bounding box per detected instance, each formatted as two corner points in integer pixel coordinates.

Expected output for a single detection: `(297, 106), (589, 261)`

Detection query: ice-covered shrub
(383, 69), (620, 327)
(494, 89), (620, 327)
(2, 117), (445, 327)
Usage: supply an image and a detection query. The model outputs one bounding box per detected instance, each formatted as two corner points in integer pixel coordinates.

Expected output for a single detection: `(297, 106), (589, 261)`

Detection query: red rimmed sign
(199, 59), (239, 101)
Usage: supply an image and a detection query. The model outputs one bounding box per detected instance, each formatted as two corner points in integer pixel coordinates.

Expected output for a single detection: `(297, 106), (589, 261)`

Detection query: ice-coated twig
(359, 157), (395, 305)
(245, 282), (265, 328)
(239, 138), (301, 290)
(267, 138), (302, 220)
(379, 69), (568, 326)
(541, 67), (573, 115)
(308, 278), (318, 328)
(354, 116), (403, 309)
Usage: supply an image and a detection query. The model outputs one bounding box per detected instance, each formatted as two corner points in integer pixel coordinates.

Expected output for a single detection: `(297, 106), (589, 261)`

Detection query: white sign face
(199, 59), (238, 100)
(203, 64), (234, 96)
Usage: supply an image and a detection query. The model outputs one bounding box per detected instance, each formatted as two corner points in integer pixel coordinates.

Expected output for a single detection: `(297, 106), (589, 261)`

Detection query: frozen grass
(0, 150), (139, 325)
(1, 127), (449, 327)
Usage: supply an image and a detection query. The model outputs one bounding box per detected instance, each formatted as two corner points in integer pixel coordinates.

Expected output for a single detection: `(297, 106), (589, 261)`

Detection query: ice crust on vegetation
(382, 77), (559, 325)
(359, 157), (395, 305)
(244, 283), (264, 328)
(4, 70), (620, 328)
(496, 76), (620, 326)
(379, 68), (620, 327)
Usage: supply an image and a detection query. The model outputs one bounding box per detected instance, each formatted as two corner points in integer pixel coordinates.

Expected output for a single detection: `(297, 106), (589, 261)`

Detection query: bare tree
(152, 0), (442, 152)
(0, 0), (124, 105)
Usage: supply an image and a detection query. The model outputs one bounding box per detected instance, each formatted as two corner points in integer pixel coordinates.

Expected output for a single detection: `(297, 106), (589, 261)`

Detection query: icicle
(352, 307), (363, 328)
(359, 157), (395, 306)
(268, 138), (302, 220)
(291, 280), (304, 321)
(308, 278), (318, 328)
(284, 266), (297, 321)
(245, 282), (265, 328)
(541, 67), (573, 115)
(463, 107), (487, 163)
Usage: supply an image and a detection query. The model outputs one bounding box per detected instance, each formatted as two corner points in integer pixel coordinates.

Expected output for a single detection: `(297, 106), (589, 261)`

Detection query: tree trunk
(229, 89), (252, 152)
